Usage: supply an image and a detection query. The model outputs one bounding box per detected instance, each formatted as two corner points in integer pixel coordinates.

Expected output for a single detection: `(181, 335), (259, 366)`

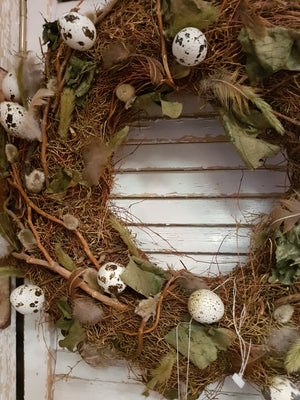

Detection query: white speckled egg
(188, 289), (224, 324)
(261, 376), (300, 400)
(172, 27), (207, 66)
(97, 262), (126, 294)
(2, 71), (21, 102)
(58, 12), (96, 51)
(10, 284), (45, 315)
(0, 101), (27, 136)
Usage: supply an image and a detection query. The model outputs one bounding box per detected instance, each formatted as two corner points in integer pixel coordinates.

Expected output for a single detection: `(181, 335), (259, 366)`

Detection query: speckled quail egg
(97, 262), (126, 295)
(188, 289), (224, 324)
(0, 101), (27, 136)
(2, 71), (21, 102)
(261, 376), (300, 400)
(10, 284), (45, 314)
(172, 27), (207, 66)
(58, 11), (96, 51)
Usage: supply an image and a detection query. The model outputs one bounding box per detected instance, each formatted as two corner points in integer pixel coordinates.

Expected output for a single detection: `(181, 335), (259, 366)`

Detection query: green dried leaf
(55, 243), (76, 271)
(110, 216), (140, 257)
(164, 321), (232, 369)
(219, 109), (280, 169)
(42, 18), (60, 50)
(147, 352), (177, 389)
(163, 0), (218, 38)
(56, 296), (72, 320)
(58, 318), (86, 352)
(66, 56), (97, 103)
(285, 337), (300, 373)
(121, 256), (167, 297)
(48, 168), (73, 194)
(58, 88), (75, 139)
(161, 100), (183, 119)
(238, 26), (300, 82)
(0, 266), (24, 277)
(83, 268), (102, 292)
(0, 213), (19, 250)
(107, 126), (129, 153)
(270, 225), (300, 285)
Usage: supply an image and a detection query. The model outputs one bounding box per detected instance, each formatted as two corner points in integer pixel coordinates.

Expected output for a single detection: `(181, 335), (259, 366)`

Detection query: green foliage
(269, 225), (300, 285)
(147, 352), (177, 389)
(285, 337), (300, 374)
(239, 26), (300, 82)
(110, 216), (140, 257)
(42, 19), (60, 49)
(162, 0), (217, 38)
(218, 108), (280, 169)
(55, 297), (86, 352)
(55, 243), (76, 271)
(121, 256), (167, 298)
(0, 266), (24, 278)
(0, 213), (19, 251)
(65, 56), (97, 104)
(164, 320), (232, 369)
(161, 100), (183, 119)
(58, 88), (75, 139)
(107, 126), (129, 153)
(47, 167), (87, 199)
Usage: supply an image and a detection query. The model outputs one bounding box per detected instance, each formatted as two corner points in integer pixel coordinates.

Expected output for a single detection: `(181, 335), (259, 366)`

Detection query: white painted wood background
(0, 1), (287, 399)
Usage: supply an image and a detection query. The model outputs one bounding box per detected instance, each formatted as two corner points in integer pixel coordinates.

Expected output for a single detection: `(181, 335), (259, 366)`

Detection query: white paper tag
(232, 373), (245, 389)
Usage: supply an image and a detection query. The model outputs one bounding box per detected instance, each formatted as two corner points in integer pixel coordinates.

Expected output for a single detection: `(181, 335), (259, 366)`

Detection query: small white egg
(172, 27), (207, 66)
(188, 289), (224, 324)
(261, 376), (300, 400)
(58, 12), (96, 51)
(2, 71), (21, 102)
(10, 284), (45, 315)
(0, 101), (27, 136)
(97, 262), (126, 295)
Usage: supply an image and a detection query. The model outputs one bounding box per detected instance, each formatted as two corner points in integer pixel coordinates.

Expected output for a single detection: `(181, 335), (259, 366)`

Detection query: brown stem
(52, 47), (73, 114)
(41, 99), (51, 187)
(272, 110), (300, 127)
(12, 252), (128, 311)
(8, 179), (101, 270)
(135, 319), (146, 357)
(275, 293), (300, 307)
(155, 0), (176, 89)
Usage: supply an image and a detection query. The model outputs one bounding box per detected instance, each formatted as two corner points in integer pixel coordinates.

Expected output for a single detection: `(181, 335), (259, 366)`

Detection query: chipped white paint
(0, 0), (19, 70)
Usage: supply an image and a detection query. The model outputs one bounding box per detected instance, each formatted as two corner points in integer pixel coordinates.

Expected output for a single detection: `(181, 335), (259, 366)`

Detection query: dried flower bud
(116, 84), (136, 109)
(5, 143), (19, 163)
(63, 214), (79, 231)
(18, 228), (36, 250)
(25, 170), (45, 193)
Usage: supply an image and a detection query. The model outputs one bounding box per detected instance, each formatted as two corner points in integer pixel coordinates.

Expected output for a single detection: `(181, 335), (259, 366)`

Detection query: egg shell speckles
(97, 262), (126, 295)
(0, 101), (26, 136)
(172, 27), (207, 67)
(262, 376), (300, 400)
(188, 289), (224, 324)
(2, 71), (21, 102)
(58, 12), (96, 51)
(10, 284), (45, 315)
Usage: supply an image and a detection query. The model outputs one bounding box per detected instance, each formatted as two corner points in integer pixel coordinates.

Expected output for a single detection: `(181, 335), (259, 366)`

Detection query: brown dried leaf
(145, 56), (164, 87)
(270, 195), (300, 233)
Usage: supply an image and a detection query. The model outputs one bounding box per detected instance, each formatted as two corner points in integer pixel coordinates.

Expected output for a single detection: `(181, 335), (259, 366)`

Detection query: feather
(0, 68), (7, 102)
(78, 340), (121, 369)
(147, 352), (177, 389)
(72, 296), (104, 325)
(82, 140), (110, 186)
(28, 88), (54, 117)
(14, 51), (43, 100)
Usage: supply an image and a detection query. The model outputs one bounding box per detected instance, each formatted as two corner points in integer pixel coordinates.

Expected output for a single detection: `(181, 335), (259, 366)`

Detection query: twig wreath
(0, 0), (300, 398)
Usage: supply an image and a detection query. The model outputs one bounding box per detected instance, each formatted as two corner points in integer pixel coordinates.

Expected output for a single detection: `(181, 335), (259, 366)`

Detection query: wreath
(0, 0), (299, 399)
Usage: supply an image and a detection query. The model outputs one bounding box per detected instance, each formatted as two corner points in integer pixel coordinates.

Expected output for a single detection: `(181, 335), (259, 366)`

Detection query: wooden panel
(113, 170), (287, 198)
(110, 198), (277, 225)
(0, 0), (19, 70)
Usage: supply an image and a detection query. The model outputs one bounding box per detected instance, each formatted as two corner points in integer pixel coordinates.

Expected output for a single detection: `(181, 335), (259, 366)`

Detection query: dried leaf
(83, 268), (102, 292)
(0, 266), (24, 277)
(66, 56), (96, 103)
(147, 352), (177, 389)
(161, 100), (183, 119)
(135, 293), (160, 322)
(48, 168), (73, 194)
(145, 56), (164, 86)
(110, 216), (140, 257)
(219, 109), (280, 169)
(285, 337), (300, 373)
(162, 0), (218, 38)
(55, 243), (76, 271)
(121, 256), (166, 298)
(107, 126), (129, 153)
(58, 88), (75, 138)
(165, 321), (232, 369)
(270, 195), (300, 233)
(42, 18), (60, 49)
(0, 213), (19, 251)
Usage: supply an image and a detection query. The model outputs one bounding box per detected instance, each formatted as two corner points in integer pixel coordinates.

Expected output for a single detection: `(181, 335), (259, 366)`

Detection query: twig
(8, 178), (101, 270)
(135, 319), (146, 357)
(11, 252), (128, 311)
(274, 293), (300, 307)
(52, 47), (73, 113)
(155, 0), (176, 89)
(272, 110), (300, 127)
(96, 0), (119, 24)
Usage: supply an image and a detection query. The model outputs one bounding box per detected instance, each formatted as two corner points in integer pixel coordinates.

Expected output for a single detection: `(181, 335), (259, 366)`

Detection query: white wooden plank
(110, 198), (277, 225)
(0, 307), (16, 400)
(0, 0), (19, 70)
(112, 170), (287, 198)
(115, 142), (285, 171)
(128, 118), (226, 144)
(146, 253), (248, 275)
(24, 312), (56, 400)
(128, 226), (251, 254)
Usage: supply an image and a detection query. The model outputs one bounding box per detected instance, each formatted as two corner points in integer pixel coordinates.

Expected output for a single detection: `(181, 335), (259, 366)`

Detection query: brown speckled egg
(10, 284), (45, 315)
(97, 262), (126, 295)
